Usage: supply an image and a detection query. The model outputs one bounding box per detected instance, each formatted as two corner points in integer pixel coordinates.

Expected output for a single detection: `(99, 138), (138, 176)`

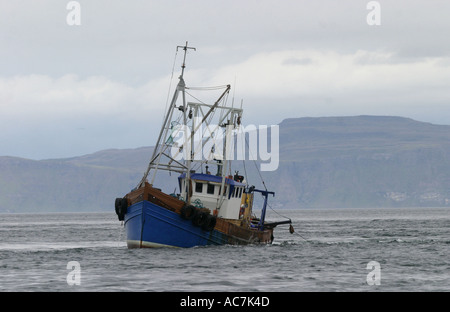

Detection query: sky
(1, 0), (450, 160)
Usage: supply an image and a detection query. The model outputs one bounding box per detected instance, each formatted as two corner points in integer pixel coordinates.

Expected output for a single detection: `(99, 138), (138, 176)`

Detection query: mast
(179, 43), (196, 204)
(138, 42), (234, 210)
(178, 42), (195, 78)
(216, 109), (237, 211)
(138, 42), (196, 190)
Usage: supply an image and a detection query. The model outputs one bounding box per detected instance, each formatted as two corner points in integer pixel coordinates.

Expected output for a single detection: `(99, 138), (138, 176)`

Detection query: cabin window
(218, 185), (228, 196)
(207, 183), (215, 195)
(239, 188), (243, 198)
(195, 182), (203, 193)
(234, 188), (239, 198)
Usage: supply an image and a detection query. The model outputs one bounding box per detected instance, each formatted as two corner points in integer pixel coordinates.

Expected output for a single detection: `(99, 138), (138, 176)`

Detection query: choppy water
(0, 208), (448, 292)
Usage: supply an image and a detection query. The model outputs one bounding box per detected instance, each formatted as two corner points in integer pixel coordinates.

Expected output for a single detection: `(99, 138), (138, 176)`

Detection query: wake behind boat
(115, 42), (291, 248)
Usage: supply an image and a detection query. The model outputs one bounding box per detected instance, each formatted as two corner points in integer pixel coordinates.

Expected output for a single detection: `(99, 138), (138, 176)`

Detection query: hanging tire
(192, 210), (208, 227)
(180, 205), (196, 220)
(115, 198), (122, 216)
(115, 197), (127, 221)
(201, 215), (217, 232)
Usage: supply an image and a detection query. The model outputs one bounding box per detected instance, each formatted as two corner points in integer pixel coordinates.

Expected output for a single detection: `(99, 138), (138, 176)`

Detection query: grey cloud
(1, 0), (450, 159)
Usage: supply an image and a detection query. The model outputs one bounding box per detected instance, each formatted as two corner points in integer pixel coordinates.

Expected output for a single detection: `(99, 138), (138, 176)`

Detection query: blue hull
(124, 200), (227, 248)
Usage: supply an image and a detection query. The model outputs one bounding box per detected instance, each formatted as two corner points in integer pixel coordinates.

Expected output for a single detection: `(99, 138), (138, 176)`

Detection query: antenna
(177, 41), (196, 78)
(231, 75), (237, 108)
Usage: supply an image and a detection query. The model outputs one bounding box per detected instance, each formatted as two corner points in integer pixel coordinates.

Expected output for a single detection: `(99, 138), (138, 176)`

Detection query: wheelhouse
(178, 173), (248, 219)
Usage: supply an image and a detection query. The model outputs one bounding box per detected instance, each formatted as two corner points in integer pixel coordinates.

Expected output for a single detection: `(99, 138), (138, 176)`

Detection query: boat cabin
(178, 173), (247, 220)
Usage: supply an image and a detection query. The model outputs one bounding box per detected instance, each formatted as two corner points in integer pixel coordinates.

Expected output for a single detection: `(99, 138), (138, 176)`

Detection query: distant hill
(2, 116), (450, 212)
(272, 116), (450, 208)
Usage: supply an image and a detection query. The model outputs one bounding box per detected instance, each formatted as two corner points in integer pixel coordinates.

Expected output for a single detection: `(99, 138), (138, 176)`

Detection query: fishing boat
(115, 42), (291, 248)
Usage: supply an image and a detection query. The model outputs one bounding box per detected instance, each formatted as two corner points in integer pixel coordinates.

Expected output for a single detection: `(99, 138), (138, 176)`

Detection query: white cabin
(179, 173), (246, 220)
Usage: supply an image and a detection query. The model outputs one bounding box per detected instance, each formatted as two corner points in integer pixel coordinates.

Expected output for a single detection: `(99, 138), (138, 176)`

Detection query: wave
(0, 241), (126, 252)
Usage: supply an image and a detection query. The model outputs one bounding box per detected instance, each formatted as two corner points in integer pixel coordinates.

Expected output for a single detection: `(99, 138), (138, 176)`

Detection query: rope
(290, 227), (310, 243)
(186, 85), (229, 91)
(163, 48), (179, 117)
(185, 90), (207, 105)
(244, 133), (268, 191)
(267, 203), (310, 243)
(267, 202), (290, 220)
(239, 126), (314, 242)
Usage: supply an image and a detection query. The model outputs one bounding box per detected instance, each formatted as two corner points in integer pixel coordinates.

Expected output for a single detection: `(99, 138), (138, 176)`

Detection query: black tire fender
(192, 210), (208, 227)
(115, 197), (128, 221)
(201, 215), (217, 232)
(180, 205), (196, 220)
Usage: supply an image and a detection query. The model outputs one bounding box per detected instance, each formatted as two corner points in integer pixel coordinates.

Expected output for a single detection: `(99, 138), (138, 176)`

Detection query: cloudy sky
(1, 0), (450, 159)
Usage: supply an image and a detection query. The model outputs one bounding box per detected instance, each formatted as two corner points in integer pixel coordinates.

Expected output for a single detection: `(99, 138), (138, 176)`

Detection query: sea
(0, 207), (448, 293)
